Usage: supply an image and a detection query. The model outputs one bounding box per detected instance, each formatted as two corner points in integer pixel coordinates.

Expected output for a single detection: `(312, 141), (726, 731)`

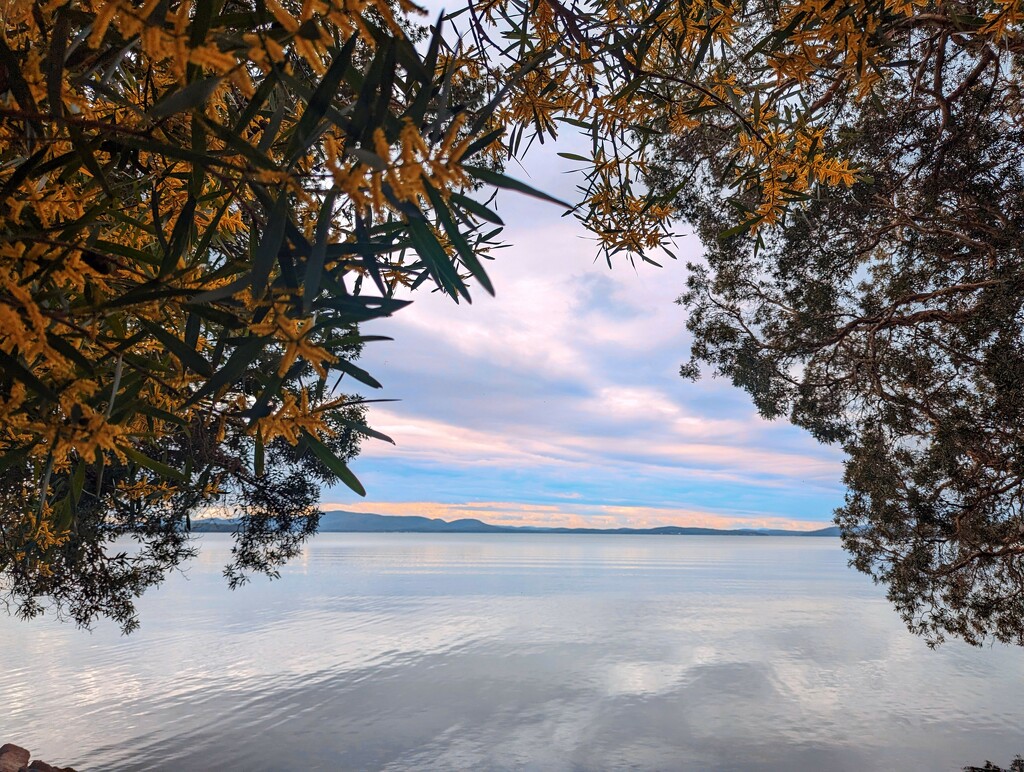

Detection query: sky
(321, 134), (846, 531)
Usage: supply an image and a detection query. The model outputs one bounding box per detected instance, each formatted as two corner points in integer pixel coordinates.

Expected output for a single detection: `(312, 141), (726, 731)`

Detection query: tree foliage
(456, 0), (1024, 645)
(653, 3), (1024, 645)
(965, 757), (1024, 772)
(3, 0), (1023, 642)
(0, 0), (534, 630)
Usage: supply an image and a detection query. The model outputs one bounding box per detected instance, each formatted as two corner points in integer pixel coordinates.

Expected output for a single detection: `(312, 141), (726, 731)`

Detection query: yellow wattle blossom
(1, 0), (480, 588)
(250, 306), (338, 377)
(255, 389), (329, 445)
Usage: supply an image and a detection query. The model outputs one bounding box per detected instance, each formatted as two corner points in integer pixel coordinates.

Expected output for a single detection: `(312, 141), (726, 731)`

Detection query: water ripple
(1, 534), (1021, 771)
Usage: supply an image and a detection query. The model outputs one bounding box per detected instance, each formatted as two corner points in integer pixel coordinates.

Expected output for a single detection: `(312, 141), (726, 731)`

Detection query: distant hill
(192, 510), (840, 537)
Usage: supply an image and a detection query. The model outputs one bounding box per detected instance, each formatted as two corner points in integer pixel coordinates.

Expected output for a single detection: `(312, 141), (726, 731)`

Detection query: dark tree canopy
(660, 8), (1024, 645)
(1, 351), (366, 633)
(965, 757), (1024, 772)
(4, 0), (1024, 644)
(0, 0), (512, 632)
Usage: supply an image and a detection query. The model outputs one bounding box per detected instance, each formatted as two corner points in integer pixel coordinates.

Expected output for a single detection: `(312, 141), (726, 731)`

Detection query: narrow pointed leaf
(463, 165), (570, 207)
(149, 77), (222, 120)
(304, 190), (337, 314)
(120, 445), (190, 483)
(301, 431), (366, 496)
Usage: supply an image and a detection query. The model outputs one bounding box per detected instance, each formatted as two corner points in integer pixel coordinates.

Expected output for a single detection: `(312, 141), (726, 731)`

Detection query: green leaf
(190, 198), (288, 304)
(401, 17), (444, 123)
(334, 417), (395, 445)
(0, 443), (38, 475)
(301, 431), (365, 496)
(243, 371), (285, 424)
(105, 284), (194, 308)
(459, 127), (504, 161)
(334, 358), (383, 389)
(189, 0), (219, 47)
(160, 196), (196, 277)
(0, 147), (48, 201)
(53, 496), (74, 533)
(250, 195), (289, 296)
(45, 332), (94, 374)
(449, 192), (504, 226)
(718, 218), (761, 240)
(149, 77), (222, 120)
(370, 42), (397, 137)
(69, 129), (115, 196)
(316, 294), (412, 322)
(287, 36), (357, 161)
(69, 460), (87, 508)
(112, 135), (236, 169)
(554, 116), (593, 130)
(47, 8), (70, 121)
(424, 182), (494, 296)
(688, 26), (715, 77)
(231, 71), (279, 135)
(0, 350), (59, 402)
(406, 217), (466, 299)
(463, 165), (571, 208)
(137, 404), (192, 429)
(120, 445), (190, 483)
(303, 190), (337, 314)
(191, 195), (233, 265)
(348, 147), (388, 170)
(204, 115), (280, 170)
(190, 115), (207, 196)
(0, 35), (38, 114)
(140, 320), (213, 377)
(151, 184), (169, 253)
(185, 336), (266, 406)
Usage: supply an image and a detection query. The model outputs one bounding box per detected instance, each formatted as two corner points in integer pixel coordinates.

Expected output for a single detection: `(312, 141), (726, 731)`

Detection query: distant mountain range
(192, 510), (840, 537)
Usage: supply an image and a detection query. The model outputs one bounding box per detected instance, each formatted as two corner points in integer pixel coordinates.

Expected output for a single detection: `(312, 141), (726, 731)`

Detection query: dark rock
(23, 762), (76, 772)
(26, 761), (59, 772)
(0, 745), (30, 772)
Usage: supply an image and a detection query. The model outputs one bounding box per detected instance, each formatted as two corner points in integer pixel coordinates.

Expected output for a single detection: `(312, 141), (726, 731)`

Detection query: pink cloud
(361, 407), (842, 489)
(346, 141), (845, 521)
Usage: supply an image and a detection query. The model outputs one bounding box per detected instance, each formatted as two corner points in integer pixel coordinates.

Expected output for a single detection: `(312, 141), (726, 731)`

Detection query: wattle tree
(2, 0), (1023, 644)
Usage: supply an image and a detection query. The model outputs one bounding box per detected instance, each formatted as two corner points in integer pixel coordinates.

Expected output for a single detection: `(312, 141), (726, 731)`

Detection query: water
(2, 534), (1022, 771)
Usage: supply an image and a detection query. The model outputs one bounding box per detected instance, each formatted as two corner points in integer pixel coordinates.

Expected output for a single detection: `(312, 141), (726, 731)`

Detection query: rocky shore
(0, 744), (76, 772)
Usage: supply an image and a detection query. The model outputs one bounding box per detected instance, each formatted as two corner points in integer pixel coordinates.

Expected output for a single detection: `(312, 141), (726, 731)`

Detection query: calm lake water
(2, 533), (1022, 771)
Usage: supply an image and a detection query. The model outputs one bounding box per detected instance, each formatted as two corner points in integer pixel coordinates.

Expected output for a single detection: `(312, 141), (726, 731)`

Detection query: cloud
(360, 407), (841, 490)
(339, 142), (845, 529)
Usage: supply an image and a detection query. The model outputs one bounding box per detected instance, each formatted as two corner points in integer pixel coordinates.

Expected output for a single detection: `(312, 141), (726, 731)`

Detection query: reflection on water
(2, 534), (1022, 771)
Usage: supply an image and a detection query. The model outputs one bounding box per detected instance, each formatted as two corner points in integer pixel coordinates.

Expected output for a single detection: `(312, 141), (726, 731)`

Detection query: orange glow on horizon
(318, 500), (830, 531)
